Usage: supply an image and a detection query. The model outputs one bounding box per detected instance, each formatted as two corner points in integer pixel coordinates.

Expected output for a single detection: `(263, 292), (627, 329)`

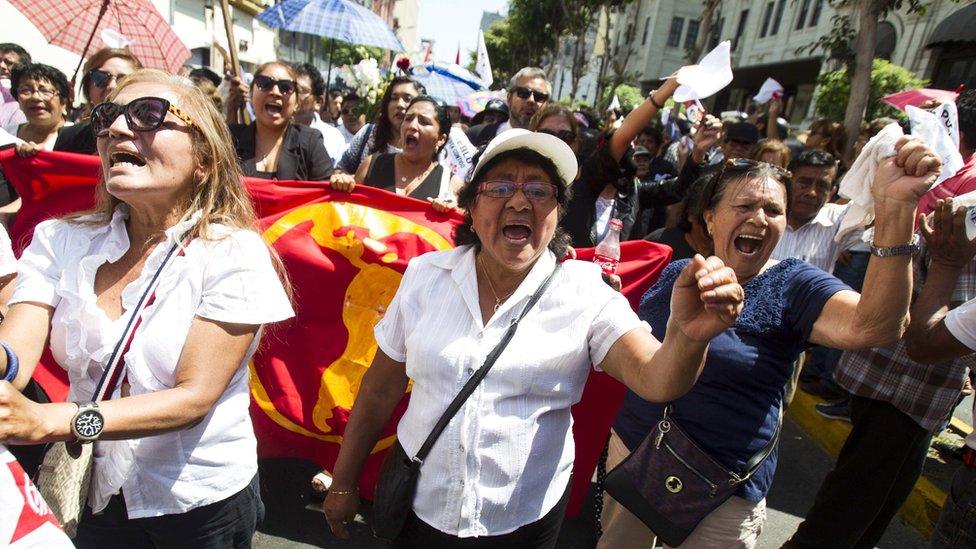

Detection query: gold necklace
(479, 255), (517, 312)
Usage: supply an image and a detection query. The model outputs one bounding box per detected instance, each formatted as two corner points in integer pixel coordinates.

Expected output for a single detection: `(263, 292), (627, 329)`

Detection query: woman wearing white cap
(323, 129), (746, 547)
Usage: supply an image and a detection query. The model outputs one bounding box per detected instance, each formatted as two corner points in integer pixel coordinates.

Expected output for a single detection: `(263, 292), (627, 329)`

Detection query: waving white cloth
(673, 41), (733, 102)
(753, 78), (784, 104)
(835, 123), (902, 243)
(906, 105), (963, 190)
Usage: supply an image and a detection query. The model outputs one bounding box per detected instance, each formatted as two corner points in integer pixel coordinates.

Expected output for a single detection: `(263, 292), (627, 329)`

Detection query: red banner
(0, 147), (672, 516)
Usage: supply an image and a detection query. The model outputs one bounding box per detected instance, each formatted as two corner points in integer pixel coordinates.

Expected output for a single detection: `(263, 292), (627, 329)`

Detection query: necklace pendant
(493, 299), (501, 312)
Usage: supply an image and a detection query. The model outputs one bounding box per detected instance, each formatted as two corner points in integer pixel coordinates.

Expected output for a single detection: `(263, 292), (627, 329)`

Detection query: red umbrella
(9, 0), (190, 78)
(882, 88), (960, 112)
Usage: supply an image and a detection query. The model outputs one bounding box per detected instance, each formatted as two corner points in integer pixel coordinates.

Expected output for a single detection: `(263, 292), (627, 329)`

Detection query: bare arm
(905, 200), (976, 363)
(809, 138), (942, 349)
(354, 153), (373, 185)
(0, 316), (260, 444)
(323, 349), (408, 538)
(599, 255), (743, 401)
(608, 79), (679, 161)
(0, 301), (56, 389)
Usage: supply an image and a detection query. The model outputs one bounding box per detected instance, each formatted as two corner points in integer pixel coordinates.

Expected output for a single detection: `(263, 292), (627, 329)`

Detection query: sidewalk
(786, 389), (966, 539)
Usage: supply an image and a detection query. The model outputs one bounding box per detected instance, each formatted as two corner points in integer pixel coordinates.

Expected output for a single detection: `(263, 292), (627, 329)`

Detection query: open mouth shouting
(403, 131), (419, 149)
(733, 233), (764, 256)
(502, 222), (533, 246)
(264, 101), (285, 118)
(109, 149), (147, 170)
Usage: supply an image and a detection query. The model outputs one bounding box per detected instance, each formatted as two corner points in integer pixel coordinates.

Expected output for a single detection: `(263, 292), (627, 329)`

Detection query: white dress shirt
(946, 299), (976, 451)
(374, 245), (647, 537)
(771, 203), (848, 272)
(10, 207), (294, 518)
(310, 112), (349, 162)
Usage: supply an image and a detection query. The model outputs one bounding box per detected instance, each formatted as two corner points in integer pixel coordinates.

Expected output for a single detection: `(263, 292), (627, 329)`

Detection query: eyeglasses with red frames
(477, 180), (558, 201)
(90, 97), (195, 138)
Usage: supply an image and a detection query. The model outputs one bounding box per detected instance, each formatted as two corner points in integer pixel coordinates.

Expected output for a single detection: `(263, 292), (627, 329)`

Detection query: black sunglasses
(91, 97), (195, 138)
(253, 74), (296, 95)
(537, 128), (576, 144)
(512, 86), (549, 102)
(88, 69), (125, 89)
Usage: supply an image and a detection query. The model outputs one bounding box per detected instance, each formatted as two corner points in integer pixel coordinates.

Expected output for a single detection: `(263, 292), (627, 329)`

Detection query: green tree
(813, 59), (927, 122)
(612, 84), (642, 113)
(320, 38), (385, 68)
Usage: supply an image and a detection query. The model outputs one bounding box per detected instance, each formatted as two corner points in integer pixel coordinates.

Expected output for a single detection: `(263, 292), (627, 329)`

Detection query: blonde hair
(69, 69), (257, 242)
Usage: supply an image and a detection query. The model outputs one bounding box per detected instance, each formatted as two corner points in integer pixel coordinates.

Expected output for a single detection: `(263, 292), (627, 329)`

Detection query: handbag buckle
(411, 456), (423, 466)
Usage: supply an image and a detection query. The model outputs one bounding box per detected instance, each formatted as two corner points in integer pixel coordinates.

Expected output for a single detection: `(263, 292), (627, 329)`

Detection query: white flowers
(340, 58), (382, 97)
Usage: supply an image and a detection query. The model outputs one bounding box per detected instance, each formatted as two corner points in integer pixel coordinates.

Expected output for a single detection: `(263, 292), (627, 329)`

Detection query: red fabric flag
(0, 148), (673, 516)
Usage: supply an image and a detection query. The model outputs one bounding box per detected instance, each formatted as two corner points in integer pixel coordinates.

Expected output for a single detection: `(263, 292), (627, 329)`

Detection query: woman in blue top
(600, 137), (944, 549)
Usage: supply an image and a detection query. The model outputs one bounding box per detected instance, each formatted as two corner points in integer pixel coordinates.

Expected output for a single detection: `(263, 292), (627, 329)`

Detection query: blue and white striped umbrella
(256, 0), (404, 51)
(409, 63), (486, 105)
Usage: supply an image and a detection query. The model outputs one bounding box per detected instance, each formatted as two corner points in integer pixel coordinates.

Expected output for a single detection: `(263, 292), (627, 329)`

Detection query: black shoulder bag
(603, 401), (782, 546)
(370, 263), (561, 541)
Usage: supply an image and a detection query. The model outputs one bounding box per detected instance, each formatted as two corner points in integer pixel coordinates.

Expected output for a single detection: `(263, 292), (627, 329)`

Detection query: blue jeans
(932, 464), (976, 548)
(803, 251), (871, 392)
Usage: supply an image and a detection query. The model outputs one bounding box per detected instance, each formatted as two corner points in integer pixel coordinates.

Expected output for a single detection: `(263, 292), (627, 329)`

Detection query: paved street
(253, 418), (926, 548)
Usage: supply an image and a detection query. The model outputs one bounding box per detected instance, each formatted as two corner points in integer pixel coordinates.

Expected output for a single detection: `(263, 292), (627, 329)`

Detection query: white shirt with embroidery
(374, 245), (647, 537)
(10, 207), (294, 518)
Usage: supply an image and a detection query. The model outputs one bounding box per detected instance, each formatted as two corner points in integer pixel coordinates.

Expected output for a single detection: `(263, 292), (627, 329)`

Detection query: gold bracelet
(329, 487), (358, 495)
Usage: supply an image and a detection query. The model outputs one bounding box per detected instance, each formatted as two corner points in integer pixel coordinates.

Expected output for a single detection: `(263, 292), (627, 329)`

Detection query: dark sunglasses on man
(537, 128), (575, 145)
(253, 74), (296, 95)
(512, 86), (549, 103)
(90, 96), (195, 138)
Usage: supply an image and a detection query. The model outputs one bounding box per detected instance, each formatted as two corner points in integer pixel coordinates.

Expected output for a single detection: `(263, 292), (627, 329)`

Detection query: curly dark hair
(11, 62), (70, 104)
(789, 148), (838, 172)
(370, 76), (425, 154)
(455, 148), (572, 258)
(293, 62), (326, 97)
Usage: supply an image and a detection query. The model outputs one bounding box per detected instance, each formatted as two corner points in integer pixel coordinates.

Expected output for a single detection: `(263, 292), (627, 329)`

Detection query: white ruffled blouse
(10, 206), (294, 518)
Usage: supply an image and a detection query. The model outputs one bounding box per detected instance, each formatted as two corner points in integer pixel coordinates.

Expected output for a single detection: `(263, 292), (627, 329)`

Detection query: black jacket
(229, 123), (334, 181)
(561, 147), (703, 248)
(54, 121), (97, 155)
(464, 122), (503, 148)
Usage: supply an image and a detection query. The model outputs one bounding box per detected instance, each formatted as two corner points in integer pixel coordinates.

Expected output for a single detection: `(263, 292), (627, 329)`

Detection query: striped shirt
(771, 203), (848, 273)
(374, 245), (646, 537)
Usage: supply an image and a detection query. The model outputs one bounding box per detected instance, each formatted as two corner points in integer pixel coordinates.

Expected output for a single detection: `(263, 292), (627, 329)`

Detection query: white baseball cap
(468, 128), (579, 187)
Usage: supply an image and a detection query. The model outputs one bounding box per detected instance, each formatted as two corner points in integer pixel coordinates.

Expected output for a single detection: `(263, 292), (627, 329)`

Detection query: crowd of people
(0, 37), (972, 549)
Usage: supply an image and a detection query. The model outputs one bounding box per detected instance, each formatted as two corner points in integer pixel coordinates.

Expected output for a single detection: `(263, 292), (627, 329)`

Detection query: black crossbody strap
(412, 262), (562, 464)
(742, 400), (783, 478)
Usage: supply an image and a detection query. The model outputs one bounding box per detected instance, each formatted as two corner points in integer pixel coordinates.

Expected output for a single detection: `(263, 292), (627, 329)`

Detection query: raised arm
(809, 137), (943, 350)
(599, 255), (743, 401)
(905, 200), (976, 363)
(608, 78), (680, 161)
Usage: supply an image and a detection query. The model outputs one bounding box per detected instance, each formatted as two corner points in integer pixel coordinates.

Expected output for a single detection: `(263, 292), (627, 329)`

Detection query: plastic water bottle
(593, 219), (623, 275)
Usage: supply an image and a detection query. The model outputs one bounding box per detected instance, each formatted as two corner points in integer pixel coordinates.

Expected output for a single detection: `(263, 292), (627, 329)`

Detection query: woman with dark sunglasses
(54, 48), (143, 155)
(556, 80), (721, 248)
(600, 142), (943, 547)
(0, 69), (293, 546)
(226, 61), (334, 181)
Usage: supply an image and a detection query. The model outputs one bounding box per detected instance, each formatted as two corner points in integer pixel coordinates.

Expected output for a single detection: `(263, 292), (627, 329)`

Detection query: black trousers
(74, 475), (263, 549)
(785, 395), (933, 549)
(393, 481), (571, 549)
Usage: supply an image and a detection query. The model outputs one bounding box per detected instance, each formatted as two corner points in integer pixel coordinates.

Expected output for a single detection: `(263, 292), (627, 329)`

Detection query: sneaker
(816, 399), (851, 422)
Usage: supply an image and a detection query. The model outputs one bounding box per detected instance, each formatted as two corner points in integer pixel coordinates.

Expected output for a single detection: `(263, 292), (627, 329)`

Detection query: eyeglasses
(88, 69), (127, 89)
(17, 87), (59, 100)
(253, 74), (296, 95)
(512, 86), (549, 103)
(478, 180), (558, 202)
(91, 96), (195, 138)
(537, 128), (576, 145)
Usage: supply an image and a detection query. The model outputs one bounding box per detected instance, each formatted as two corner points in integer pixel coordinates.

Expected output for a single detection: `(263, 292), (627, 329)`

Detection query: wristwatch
(71, 402), (104, 443)
(870, 233), (921, 257)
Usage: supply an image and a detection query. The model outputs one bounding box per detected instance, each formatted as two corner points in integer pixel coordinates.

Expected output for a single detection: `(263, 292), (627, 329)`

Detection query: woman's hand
(15, 142), (41, 158)
(330, 173), (357, 193)
(323, 488), (359, 539)
(872, 137), (942, 207)
(427, 197), (459, 213)
(0, 382), (67, 445)
(670, 254), (743, 342)
(691, 115), (722, 164)
(921, 199), (976, 269)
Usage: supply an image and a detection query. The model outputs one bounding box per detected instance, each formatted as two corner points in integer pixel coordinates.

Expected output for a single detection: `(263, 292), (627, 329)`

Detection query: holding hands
(670, 254), (744, 342)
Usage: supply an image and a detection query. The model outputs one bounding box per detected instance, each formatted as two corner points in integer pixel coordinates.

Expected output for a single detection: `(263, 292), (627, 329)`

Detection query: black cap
(484, 98), (509, 115)
(188, 67), (221, 88)
(725, 122), (760, 144)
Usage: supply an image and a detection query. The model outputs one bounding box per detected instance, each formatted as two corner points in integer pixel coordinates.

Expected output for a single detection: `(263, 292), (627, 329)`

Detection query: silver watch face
(74, 409), (104, 440)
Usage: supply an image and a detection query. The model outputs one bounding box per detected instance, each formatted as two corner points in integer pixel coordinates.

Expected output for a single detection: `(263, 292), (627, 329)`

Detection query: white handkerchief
(672, 41), (733, 102)
(753, 78), (784, 104)
(101, 29), (134, 49)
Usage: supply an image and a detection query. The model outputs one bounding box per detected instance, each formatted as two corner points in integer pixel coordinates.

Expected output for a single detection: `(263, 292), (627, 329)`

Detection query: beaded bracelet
(1, 341), (19, 383)
(329, 487), (358, 496)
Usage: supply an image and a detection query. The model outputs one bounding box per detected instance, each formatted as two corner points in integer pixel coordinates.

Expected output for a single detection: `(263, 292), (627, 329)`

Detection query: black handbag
(370, 263), (561, 541)
(603, 402), (782, 546)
